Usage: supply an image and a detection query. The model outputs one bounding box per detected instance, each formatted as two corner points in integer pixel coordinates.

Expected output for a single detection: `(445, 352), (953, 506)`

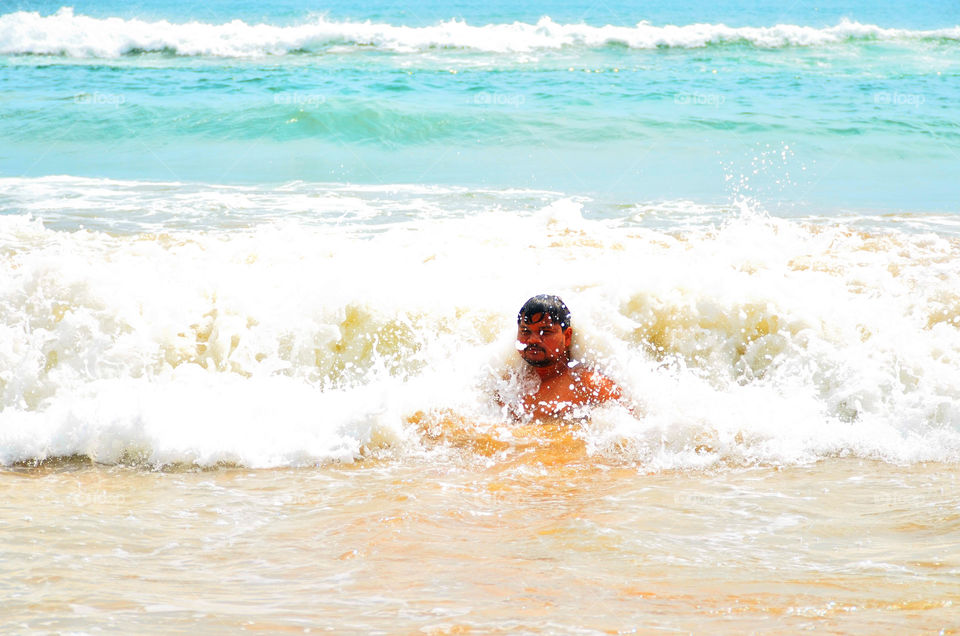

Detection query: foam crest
(1, 9), (957, 57)
(2, 186), (960, 468)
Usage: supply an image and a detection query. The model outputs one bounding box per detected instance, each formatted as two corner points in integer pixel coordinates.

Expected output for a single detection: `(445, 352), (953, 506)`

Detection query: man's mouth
(522, 347), (553, 367)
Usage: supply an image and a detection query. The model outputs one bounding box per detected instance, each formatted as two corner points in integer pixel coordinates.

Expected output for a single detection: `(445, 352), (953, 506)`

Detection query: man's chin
(522, 355), (554, 368)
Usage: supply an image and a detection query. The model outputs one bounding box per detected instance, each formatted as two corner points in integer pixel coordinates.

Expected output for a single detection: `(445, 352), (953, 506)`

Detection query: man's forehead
(520, 312), (559, 326)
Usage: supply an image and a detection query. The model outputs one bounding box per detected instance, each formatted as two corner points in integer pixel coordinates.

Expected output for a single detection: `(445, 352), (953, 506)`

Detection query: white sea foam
(2, 179), (960, 468)
(1, 8), (957, 57)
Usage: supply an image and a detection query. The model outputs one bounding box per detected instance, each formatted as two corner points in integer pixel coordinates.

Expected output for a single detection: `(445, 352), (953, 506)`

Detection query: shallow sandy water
(2, 448), (958, 634)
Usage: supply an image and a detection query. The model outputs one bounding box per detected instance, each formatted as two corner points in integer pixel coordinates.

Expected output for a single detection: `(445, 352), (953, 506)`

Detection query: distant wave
(1, 7), (958, 57)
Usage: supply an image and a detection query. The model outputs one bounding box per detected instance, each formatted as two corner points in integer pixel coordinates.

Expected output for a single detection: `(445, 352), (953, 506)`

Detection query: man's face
(517, 313), (571, 368)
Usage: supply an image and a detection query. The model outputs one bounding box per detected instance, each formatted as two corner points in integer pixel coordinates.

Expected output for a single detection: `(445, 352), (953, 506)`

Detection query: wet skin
(516, 312), (621, 420)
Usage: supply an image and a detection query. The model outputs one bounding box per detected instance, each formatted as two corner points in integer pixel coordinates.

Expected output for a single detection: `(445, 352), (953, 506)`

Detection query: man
(513, 294), (622, 421)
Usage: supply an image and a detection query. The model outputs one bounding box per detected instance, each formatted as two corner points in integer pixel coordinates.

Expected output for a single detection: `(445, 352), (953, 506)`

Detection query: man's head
(516, 295), (572, 369)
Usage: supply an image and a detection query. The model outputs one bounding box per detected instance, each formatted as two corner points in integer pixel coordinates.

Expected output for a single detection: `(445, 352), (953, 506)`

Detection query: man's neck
(533, 356), (570, 381)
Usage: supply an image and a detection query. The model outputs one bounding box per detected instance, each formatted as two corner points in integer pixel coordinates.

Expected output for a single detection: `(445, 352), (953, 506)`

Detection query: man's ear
(563, 327), (573, 348)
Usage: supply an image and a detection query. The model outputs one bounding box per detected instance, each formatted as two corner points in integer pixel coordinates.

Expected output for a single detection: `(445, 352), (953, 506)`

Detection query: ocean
(1, 1), (959, 632)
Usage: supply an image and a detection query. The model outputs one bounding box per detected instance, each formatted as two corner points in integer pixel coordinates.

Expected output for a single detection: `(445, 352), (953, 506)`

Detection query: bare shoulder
(578, 368), (623, 403)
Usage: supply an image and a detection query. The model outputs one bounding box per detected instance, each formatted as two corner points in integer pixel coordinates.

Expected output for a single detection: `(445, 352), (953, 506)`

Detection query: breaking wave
(2, 8), (958, 57)
(2, 178), (960, 469)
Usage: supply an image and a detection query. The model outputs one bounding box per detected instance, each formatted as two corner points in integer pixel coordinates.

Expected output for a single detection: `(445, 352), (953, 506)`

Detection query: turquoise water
(1, 1), (958, 212)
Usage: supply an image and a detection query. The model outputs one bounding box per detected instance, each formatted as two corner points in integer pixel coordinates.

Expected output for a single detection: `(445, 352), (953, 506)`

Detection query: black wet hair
(517, 294), (571, 330)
